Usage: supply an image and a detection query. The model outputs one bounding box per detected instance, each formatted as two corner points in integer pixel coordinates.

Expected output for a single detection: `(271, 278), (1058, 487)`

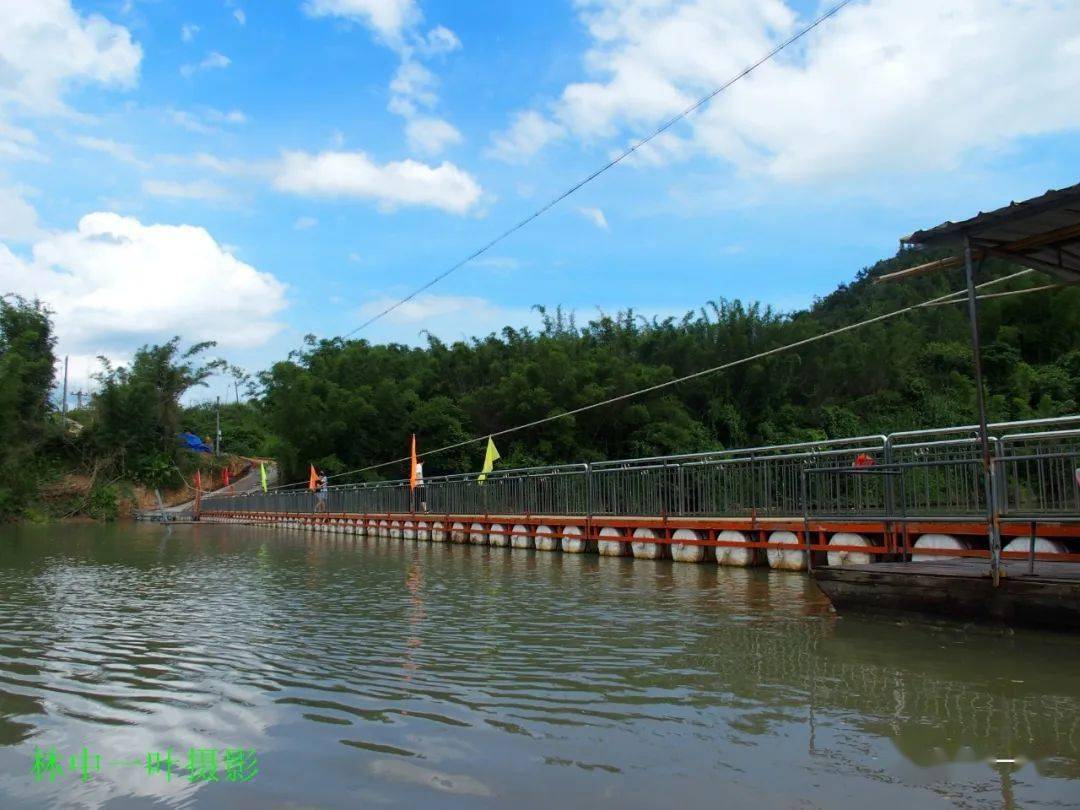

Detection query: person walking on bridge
(310, 464), (329, 513)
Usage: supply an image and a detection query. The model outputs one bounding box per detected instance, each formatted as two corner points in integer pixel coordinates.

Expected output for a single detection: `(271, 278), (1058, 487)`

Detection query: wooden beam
(993, 219), (1080, 253)
(875, 254), (967, 284)
(978, 246), (1079, 283)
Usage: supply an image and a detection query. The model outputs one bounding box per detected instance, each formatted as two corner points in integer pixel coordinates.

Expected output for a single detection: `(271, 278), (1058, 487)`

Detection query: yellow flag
(260, 462), (268, 493)
(478, 437), (501, 483)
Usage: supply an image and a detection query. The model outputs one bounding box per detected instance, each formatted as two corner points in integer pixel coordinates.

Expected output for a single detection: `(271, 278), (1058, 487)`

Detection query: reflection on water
(1, 523), (1079, 809)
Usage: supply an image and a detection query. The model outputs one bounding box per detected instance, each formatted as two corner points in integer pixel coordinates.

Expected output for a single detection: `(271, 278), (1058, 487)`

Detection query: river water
(1, 523), (1078, 809)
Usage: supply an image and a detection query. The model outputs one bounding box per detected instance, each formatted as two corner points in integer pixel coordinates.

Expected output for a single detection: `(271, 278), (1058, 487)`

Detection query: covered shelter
(885, 181), (1080, 284)
(892, 181), (1080, 582)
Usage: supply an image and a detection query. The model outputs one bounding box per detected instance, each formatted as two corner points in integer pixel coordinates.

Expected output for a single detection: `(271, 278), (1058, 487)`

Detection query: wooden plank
(874, 254), (966, 284)
(813, 561), (1080, 630)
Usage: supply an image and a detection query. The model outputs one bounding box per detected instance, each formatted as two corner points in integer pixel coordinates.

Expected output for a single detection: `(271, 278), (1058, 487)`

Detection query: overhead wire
(258, 268), (1037, 492)
(919, 282), (1062, 307)
(339, 0), (856, 339)
(259, 0), (858, 494)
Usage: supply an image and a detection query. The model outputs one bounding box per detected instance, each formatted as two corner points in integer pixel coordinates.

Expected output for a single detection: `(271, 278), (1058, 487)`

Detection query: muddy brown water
(1, 522), (1079, 808)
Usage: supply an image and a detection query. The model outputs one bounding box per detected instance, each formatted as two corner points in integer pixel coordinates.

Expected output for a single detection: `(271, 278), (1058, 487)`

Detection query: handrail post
(585, 463), (593, 521)
(584, 463), (593, 543)
(963, 237), (1001, 585)
(883, 434), (895, 529)
(801, 467), (812, 571)
(676, 463), (684, 517)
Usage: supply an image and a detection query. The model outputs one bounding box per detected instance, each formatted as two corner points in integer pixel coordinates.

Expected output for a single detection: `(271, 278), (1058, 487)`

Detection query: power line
(920, 282), (1062, 307)
(341, 0), (856, 339)
(258, 268), (1035, 492)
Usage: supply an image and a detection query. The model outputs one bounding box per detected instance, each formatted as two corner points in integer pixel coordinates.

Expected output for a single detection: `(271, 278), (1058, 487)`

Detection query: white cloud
(472, 255), (521, 271)
(206, 108), (247, 125)
(233, 9), (247, 26)
(143, 179), (231, 201)
(405, 116), (462, 155)
(160, 151), (266, 178)
(274, 149), (481, 214)
(304, 0), (464, 163)
(420, 25), (460, 55)
(0, 187), (42, 242)
(487, 110), (565, 163)
(617, 130), (693, 167)
(168, 107), (246, 134)
(578, 206), (608, 230)
(302, 0), (420, 45)
(388, 60), (437, 117)
(293, 215), (318, 230)
(73, 135), (146, 168)
(180, 51), (231, 78)
(181, 23), (200, 43)
(157, 145), (481, 217)
(0, 122), (46, 162)
(0, 212), (287, 355)
(0, 0), (141, 115)
(497, 0), (1080, 183)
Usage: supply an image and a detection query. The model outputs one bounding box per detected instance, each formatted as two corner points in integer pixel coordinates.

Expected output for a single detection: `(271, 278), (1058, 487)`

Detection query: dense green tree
(179, 400), (272, 459)
(88, 339), (225, 485)
(259, 250), (1080, 484)
(5, 246), (1079, 517)
(0, 296), (57, 517)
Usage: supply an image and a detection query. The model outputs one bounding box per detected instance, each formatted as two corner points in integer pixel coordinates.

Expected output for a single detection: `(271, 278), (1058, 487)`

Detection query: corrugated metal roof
(900, 182), (1080, 284)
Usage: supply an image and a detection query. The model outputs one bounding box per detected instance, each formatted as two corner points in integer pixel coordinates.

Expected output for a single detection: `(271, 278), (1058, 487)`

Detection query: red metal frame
(200, 509), (1080, 563)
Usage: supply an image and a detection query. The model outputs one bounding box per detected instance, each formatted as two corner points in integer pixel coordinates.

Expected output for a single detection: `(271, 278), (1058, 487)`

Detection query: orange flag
(223, 468), (231, 487)
(194, 470), (202, 491)
(409, 434), (419, 490)
(309, 464), (318, 491)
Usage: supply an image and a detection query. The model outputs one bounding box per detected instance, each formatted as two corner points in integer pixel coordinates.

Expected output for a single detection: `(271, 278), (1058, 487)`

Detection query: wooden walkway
(844, 559), (1080, 582)
(813, 559), (1080, 630)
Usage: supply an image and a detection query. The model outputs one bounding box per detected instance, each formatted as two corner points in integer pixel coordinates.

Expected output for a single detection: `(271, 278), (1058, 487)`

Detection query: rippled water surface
(2, 523), (1080, 808)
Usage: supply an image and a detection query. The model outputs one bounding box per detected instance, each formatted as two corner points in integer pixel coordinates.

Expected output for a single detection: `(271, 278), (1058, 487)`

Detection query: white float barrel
(390, 520), (402, 539)
(766, 531), (806, 571)
(715, 530), (757, 567)
(561, 525), (590, 553)
(826, 532), (872, 567)
(631, 527), (664, 559)
(911, 533), (968, 562)
(535, 525), (558, 551)
(510, 523), (532, 549)
(403, 521), (416, 540)
(431, 521), (446, 542)
(450, 521), (467, 543)
(1004, 536), (1067, 556)
(416, 521), (430, 541)
(470, 522), (487, 544)
(488, 523), (508, 547)
(598, 526), (627, 557)
(671, 529), (707, 563)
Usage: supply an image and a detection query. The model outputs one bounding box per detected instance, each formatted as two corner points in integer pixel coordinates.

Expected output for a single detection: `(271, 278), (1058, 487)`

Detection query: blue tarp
(178, 432), (212, 453)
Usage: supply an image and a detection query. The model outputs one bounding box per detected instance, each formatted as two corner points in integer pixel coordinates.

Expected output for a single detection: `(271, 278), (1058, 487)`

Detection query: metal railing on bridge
(203, 415), (1080, 523)
(803, 417), (1080, 522)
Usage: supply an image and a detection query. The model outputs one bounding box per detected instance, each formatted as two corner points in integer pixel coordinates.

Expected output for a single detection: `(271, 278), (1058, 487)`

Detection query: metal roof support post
(963, 236), (1002, 585)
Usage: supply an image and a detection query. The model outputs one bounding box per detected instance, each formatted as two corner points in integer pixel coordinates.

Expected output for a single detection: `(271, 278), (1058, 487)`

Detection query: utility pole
(215, 396), (222, 455)
(60, 355), (69, 421)
(234, 380), (241, 405)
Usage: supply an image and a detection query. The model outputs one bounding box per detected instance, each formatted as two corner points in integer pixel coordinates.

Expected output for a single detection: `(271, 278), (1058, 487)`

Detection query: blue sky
(2, 0), (1079, 401)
